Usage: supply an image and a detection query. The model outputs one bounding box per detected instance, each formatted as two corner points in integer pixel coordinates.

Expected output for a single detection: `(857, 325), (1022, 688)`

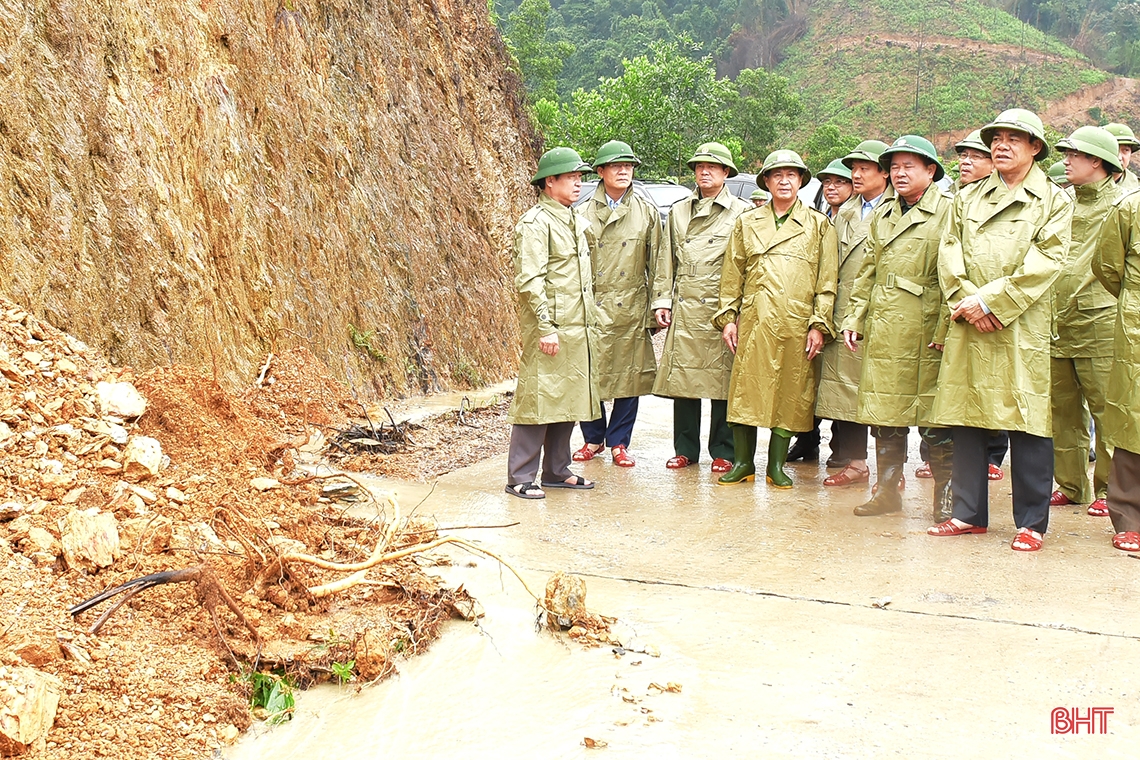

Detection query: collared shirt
(860, 192), (884, 220)
(606, 193), (622, 210)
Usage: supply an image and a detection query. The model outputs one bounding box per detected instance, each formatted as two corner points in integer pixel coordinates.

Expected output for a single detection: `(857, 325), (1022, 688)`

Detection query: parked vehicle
(572, 179), (690, 222)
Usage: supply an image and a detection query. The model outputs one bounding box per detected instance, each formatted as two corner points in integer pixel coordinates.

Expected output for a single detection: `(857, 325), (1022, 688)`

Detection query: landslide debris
(0, 298), (487, 758)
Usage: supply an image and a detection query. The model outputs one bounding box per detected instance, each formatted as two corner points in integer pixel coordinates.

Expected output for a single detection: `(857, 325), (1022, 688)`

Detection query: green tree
(797, 123), (861, 173)
(505, 0), (575, 103)
(727, 68), (803, 169)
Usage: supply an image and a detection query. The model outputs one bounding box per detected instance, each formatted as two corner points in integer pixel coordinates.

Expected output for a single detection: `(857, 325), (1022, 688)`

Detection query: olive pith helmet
(760, 149), (811, 184)
(1104, 122), (1140, 149)
(980, 109), (1049, 160)
(879, 135), (946, 182)
(687, 142), (739, 177)
(841, 139), (891, 169)
(816, 158), (852, 181)
(1047, 161), (1070, 186)
(531, 147), (592, 187)
(955, 129), (990, 155)
(1055, 126), (1123, 174)
(750, 188), (771, 201)
(592, 140), (641, 169)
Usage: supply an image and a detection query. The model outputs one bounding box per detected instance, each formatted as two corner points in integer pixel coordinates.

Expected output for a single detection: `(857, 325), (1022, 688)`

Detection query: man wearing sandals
(504, 147), (599, 500)
(713, 150), (837, 489)
(1092, 178), (1140, 552)
(841, 136), (953, 521)
(927, 109), (1071, 551)
(573, 141), (663, 469)
(1049, 127), (1122, 519)
(652, 143), (751, 473)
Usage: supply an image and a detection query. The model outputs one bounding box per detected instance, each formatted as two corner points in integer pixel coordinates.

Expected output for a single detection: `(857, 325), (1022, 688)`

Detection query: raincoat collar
(688, 184), (737, 217)
(975, 164), (1049, 222)
(590, 183), (631, 226)
(1073, 174), (1116, 202)
(880, 184), (941, 245)
(539, 191), (578, 226)
(760, 198), (808, 249)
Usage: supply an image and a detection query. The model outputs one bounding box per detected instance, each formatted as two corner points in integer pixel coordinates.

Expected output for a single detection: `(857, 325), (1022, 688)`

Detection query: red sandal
(572, 443), (604, 462)
(666, 455), (692, 469)
(1112, 532), (1140, 552)
(823, 464), (870, 487)
(1088, 498), (1109, 517)
(915, 462), (932, 479)
(987, 463), (1004, 481)
(711, 458), (732, 473)
(927, 519), (987, 536)
(1011, 528), (1043, 552)
(611, 446), (636, 468)
(1049, 490), (1073, 507)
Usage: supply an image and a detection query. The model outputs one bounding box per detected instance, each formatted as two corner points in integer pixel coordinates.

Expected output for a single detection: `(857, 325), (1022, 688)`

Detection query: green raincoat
(1118, 170), (1140, 194)
(815, 193), (879, 421)
(1053, 176), (1117, 358)
(930, 166), (1072, 437)
(651, 186), (751, 400)
(842, 187), (952, 426)
(581, 185), (660, 399)
(1093, 189), (1140, 454)
(714, 200), (838, 431)
(507, 193), (600, 425)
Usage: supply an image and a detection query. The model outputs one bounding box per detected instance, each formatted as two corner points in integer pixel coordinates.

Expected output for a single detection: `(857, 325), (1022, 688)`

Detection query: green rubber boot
(717, 426), (757, 485)
(765, 431), (794, 489)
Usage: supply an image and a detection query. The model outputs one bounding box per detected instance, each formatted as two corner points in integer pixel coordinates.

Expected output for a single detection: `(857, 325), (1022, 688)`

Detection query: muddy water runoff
(228, 395), (1140, 758)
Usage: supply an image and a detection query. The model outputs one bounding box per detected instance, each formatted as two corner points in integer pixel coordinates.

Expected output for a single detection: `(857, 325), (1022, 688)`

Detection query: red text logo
(1051, 707), (1113, 734)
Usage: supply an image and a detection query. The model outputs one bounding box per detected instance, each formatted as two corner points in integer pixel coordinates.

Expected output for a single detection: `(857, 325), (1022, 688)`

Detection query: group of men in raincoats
(504, 109), (1140, 555)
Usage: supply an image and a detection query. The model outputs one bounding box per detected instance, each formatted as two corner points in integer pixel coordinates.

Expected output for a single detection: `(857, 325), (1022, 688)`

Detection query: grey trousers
(507, 422), (575, 486)
(951, 426), (1052, 534)
(1108, 447), (1140, 534)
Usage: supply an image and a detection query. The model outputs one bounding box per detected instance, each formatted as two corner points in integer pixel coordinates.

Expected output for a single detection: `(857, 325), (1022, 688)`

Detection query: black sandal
(541, 476), (594, 490)
(505, 482), (545, 500)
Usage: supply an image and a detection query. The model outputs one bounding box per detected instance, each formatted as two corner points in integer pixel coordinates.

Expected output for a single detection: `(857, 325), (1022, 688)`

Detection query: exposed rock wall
(0, 0), (537, 397)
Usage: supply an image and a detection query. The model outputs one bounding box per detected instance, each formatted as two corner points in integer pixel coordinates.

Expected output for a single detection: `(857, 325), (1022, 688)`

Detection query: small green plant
(331, 659), (356, 684)
(453, 354), (483, 387)
(232, 670), (295, 725)
(348, 323), (388, 362)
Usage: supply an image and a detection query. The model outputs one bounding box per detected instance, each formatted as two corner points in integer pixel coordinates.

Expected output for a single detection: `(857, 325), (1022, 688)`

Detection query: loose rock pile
(0, 299), (473, 758)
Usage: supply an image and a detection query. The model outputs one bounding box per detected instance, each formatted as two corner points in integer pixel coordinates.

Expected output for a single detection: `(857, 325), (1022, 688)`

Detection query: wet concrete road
(229, 395), (1139, 758)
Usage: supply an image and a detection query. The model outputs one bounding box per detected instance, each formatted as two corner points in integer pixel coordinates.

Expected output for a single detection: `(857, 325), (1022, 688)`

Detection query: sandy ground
(227, 394), (1140, 759)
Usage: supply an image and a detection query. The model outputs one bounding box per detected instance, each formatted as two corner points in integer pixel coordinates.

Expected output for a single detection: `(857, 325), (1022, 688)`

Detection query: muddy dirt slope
(0, 0), (536, 398)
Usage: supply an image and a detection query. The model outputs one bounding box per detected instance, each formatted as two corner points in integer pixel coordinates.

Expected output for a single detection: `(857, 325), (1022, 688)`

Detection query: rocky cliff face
(0, 0), (537, 397)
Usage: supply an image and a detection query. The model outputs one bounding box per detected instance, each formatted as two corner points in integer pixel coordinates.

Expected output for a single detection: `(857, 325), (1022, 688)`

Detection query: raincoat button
(622, 242), (627, 247)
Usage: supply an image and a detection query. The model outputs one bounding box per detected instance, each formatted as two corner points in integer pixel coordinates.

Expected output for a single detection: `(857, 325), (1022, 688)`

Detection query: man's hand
(655, 308), (672, 328)
(928, 342), (944, 352)
(539, 333), (560, 356)
(972, 313), (1003, 333)
(950, 295), (990, 325)
(843, 329), (860, 352)
(722, 323), (738, 354)
(805, 328), (825, 360)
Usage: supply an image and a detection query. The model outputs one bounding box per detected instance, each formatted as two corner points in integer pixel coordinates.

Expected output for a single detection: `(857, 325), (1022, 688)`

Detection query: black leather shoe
(787, 440), (819, 462)
(825, 455), (851, 469)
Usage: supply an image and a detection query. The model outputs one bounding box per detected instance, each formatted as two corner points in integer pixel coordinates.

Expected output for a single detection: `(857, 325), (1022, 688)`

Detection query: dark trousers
(831, 420), (868, 460)
(950, 426), (1051, 533)
(921, 430), (1007, 464)
(673, 398), (733, 462)
(795, 418), (822, 448)
(579, 398), (639, 448)
(1108, 447), (1140, 534)
(507, 422), (575, 486)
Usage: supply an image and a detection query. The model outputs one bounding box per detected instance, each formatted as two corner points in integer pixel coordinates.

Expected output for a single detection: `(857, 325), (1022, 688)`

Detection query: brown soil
(0, 297), (481, 759)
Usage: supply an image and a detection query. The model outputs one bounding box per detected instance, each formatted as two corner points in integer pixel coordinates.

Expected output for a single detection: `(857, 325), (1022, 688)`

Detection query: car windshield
(638, 184), (691, 210)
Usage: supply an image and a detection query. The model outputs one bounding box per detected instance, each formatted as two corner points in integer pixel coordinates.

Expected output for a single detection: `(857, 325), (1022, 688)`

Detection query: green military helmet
(1047, 161), (1069, 186)
(816, 158), (852, 181)
(1055, 126), (1123, 174)
(686, 142), (739, 177)
(980, 109), (1049, 160)
(760, 149), (811, 184)
(531, 147), (592, 187)
(1104, 122), (1140, 149)
(841, 139), (891, 169)
(592, 140), (641, 169)
(878, 135), (946, 182)
(750, 188), (771, 200)
(955, 129), (990, 155)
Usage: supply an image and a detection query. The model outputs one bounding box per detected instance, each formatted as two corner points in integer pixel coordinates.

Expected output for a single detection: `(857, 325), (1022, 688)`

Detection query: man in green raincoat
(574, 141), (662, 468)
(505, 147), (600, 499)
(841, 135), (953, 520)
(811, 140), (891, 483)
(1104, 123), (1140, 193)
(819, 159), (854, 219)
(1050, 126), (1122, 518)
(927, 109), (1071, 552)
(713, 150), (838, 488)
(1092, 180), (1140, 552)
(652, 143), (751, 472)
